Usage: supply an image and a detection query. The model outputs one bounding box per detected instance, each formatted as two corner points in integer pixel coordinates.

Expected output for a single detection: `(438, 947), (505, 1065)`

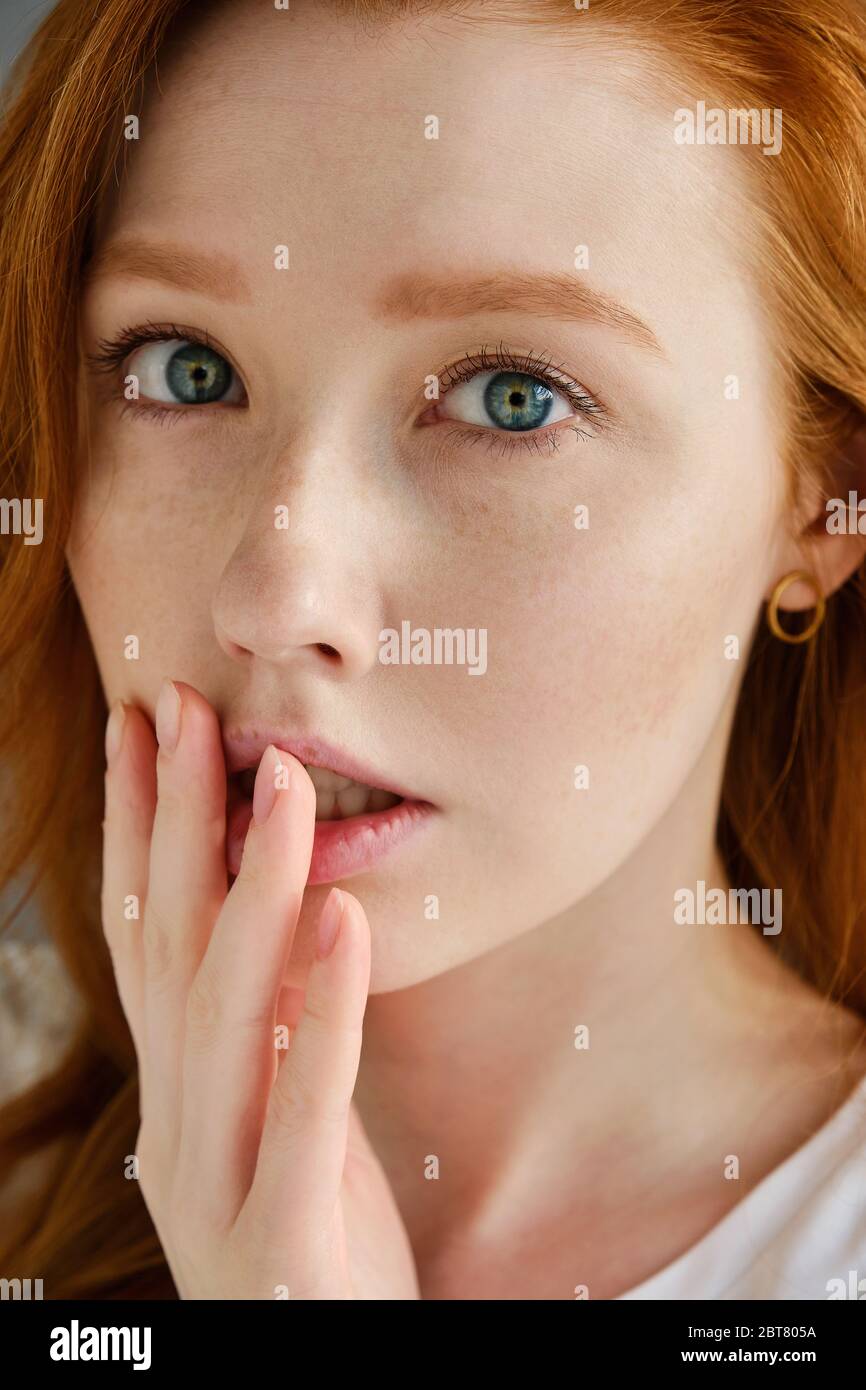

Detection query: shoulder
(749, 1074), (866, 1299)
(726, 1021), (866, 1301)
(622, 1067), (866, 1301)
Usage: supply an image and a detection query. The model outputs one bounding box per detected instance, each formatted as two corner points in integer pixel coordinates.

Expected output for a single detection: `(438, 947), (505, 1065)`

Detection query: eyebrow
(84, 239), (252, 304)
(373, 271), (665, 357)
(83, 240), (664, 357)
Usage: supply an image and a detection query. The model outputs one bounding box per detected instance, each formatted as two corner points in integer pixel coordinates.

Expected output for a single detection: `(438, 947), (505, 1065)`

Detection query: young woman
(1, 0), (866, 1300)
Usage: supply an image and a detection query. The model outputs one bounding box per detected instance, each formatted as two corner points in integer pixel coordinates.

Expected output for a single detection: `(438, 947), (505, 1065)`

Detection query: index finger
(101, 700), (157, 1062)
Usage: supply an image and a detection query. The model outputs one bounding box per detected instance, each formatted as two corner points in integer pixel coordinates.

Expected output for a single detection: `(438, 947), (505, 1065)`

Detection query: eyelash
(86, 324), (607, 453)
(86, 321), (235, 428)
(434, 341), (606, 455)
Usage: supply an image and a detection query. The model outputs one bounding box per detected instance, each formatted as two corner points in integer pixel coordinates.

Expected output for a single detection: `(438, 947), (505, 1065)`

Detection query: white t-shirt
(619, 1071), (866, 1300)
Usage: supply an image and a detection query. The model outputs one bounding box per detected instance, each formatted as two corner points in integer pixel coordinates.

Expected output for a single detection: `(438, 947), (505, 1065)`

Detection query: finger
(176, 747), (316, 1224)
(101, 701), (157, 1063)
(276, 984), (307, 1042)
(247, 888), (371, 1238)
(142, 680), (227, 1146)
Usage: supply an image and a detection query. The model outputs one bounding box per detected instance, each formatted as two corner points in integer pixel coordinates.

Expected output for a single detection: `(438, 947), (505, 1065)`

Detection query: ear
(767, 420), (866, 614)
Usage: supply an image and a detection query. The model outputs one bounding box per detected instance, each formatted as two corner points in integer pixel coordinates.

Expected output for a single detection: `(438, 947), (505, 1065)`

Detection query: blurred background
(0, 1), (54, 89)
(0, 0), (83, 1112)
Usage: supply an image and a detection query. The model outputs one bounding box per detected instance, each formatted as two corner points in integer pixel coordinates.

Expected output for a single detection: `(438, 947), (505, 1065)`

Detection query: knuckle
(234, 842), (267, 894)
(298, 992), (330, 1030)
(184, 964), (227, 1049)
(279, 1051), (350, 1131)
(166, 1180), (218, 1246)
(142, 903), (176, 985)
(301, 1000), (363, 1061)
(104, 775), (153, 841)
(154, 773), (185, 819)
(283, 1059), (320, 1119)
(266, 1069), (308, 1149)
(185, 961), (275, 1051)
(199, 807), (231, 856)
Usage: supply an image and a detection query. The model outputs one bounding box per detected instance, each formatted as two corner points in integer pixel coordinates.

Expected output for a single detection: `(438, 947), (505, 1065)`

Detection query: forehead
(96, 0), (758, 353)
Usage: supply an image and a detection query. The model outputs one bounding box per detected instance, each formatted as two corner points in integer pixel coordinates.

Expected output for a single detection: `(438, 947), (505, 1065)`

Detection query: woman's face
(68, 0), (788, 991)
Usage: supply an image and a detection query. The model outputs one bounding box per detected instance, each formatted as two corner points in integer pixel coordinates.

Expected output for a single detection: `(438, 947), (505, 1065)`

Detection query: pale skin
(104, 686), (418, 1298)
(71, 1), (866, 1298)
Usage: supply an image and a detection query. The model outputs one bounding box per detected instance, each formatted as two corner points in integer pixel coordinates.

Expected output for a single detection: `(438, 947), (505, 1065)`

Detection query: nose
(212, 441), (384, 682)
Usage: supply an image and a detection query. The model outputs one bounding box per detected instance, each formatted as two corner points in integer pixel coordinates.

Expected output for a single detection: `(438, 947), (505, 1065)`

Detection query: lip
(223, 728), (437, 885)
(224, 730), (419, 801)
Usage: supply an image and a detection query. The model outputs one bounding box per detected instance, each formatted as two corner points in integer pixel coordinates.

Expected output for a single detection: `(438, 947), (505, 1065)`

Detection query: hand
(101, 680), (420, 1299)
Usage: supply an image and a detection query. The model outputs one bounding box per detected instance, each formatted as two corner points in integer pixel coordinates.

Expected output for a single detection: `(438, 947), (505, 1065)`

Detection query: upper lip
(222, 727), (426, 803)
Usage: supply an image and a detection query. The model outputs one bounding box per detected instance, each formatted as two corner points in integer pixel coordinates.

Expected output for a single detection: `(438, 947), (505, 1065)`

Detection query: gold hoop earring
(766, 570), (826, 644)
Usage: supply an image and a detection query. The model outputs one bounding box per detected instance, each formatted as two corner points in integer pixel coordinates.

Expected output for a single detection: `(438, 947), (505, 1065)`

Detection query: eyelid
(435, 342), (607, 421)
(85, 322), (248, 418)
(422, 344), (610, 461)
(85, 321), (248, 390)
(86, 328), (608, 461)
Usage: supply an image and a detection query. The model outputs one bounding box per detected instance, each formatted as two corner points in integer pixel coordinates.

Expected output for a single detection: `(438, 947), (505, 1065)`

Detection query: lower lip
(226, 793), (435, 885)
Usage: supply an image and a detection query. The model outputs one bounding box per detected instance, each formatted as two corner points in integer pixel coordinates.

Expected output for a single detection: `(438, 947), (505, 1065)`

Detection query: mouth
(233, 762), (403, 820)
(224, 733), (436, 886)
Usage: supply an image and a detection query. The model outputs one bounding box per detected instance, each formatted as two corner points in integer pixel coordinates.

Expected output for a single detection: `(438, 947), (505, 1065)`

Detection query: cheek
(456, 458), (773, 883)
(66, 457), (221, 697)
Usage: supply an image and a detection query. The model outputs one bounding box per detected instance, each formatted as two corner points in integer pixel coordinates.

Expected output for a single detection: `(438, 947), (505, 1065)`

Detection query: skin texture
(68, 1), (866, 1297)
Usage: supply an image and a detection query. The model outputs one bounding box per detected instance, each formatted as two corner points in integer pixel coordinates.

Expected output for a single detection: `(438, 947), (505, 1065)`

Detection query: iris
(165, 344), (231, 403)
(483, 372), (554, 431)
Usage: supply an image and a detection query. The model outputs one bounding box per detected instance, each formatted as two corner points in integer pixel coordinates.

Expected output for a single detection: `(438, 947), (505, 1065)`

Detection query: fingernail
(105, 701), (126, 766)
(155, 679), (181, 754)
(317, 888), (344, 960)
(253, 745), (287, 825)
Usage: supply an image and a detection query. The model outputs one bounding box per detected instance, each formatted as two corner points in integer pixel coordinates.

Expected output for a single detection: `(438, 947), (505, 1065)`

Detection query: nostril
(317, 643), (339, 658)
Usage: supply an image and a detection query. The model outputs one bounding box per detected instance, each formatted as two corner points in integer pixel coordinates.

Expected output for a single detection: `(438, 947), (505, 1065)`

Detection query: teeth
(312, 776), (401, 821)
(303, 764), (354, 793)
(302, 763), (402, 819)
(237, 759), (402, 821)
(335, 784), (370, 818)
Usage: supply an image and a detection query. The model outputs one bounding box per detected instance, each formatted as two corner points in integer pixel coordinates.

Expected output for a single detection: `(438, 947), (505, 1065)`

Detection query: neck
(353, 737), (840, 1274)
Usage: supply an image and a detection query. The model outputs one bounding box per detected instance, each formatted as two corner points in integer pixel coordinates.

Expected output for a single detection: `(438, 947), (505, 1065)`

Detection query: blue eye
(127, 338), (244, 406)
(165, 343), (230, 403)
(439, 367), (577, 434)
(484, 372), (556, 431)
